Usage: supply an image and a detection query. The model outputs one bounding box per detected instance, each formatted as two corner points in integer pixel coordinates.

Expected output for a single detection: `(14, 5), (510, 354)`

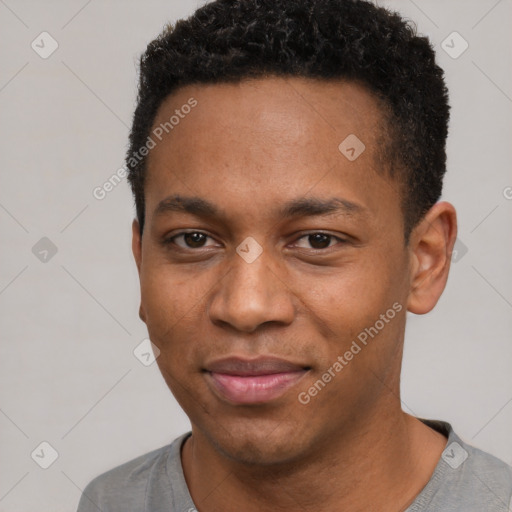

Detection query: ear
(132, 219), (142, 274)
(407, 201), (457, 314)
(131, 219), (147, 323)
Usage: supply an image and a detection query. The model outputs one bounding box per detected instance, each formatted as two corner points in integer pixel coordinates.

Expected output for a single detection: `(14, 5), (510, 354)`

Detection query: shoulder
(462, 442), (512, 490)
(76, 436), (184, 512)
(425, 419), (512, 480)
(416, 420), (512, 511)
(445, 442), (512, 511)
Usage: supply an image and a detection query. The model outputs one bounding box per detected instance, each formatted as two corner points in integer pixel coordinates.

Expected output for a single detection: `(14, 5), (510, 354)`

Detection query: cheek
(291, 257), (407, 387)
(139, 262), (207, 351)
(297, 258), (400, 331)
(141, 245), (207, 305)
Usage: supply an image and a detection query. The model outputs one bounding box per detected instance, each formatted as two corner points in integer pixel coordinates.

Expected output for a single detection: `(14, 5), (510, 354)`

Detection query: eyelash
(163, 231), (346, 252)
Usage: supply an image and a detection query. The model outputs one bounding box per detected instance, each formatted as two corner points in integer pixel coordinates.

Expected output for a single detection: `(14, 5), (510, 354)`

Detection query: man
(77, 0), (512, 510)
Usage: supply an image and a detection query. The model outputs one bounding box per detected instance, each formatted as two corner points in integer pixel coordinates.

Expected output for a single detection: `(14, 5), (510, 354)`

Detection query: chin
(203, 416), (311, 467)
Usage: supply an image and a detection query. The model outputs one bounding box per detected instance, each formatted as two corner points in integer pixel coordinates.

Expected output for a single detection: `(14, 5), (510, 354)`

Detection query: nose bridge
(208, 248), (295, 332)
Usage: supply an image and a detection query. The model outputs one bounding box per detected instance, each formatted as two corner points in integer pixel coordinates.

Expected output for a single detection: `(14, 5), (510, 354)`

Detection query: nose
(208, 250), (296, 333)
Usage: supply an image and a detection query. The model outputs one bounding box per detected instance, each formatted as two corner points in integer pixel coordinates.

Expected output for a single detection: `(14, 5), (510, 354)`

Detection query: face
(133, 77), (415, 465)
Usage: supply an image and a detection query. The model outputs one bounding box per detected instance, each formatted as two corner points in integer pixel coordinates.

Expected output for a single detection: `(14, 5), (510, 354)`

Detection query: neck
(181, 404), (447, 512)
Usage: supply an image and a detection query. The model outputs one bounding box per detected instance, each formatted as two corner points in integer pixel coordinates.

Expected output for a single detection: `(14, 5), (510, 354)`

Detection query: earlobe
(407, 202), (457, 315)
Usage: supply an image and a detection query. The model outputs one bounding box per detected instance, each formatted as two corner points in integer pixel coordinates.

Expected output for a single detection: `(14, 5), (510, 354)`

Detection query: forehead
(144, 77), (398, 227)
(151, 77), (385, 149)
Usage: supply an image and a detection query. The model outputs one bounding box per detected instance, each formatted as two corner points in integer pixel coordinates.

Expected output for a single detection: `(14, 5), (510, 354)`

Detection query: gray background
(0, 0), (511, 510)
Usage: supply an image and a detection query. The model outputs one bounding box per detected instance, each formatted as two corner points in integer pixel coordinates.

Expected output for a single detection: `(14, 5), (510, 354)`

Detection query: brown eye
(308, 233), (332, 249)
(169, 232), (217, 249)
(294, 232), (342, 250)
(183, 232), (207, 248)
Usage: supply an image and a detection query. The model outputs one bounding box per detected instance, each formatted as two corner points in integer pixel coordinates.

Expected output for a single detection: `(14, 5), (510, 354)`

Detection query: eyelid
(165, 230), (221, 249)
(291, 231), (347, 249)
(163, 230), (348, 251)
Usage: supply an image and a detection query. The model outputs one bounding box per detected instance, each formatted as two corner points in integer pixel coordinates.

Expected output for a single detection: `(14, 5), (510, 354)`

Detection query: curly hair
(126, 0), (450, 241)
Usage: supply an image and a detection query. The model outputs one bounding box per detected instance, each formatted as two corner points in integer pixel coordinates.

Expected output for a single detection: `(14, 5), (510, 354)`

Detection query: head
(129, 0), (457, 465)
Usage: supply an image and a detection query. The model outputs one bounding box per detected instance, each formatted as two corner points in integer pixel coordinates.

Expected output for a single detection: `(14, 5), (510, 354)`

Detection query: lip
(204, 356), (310, 405)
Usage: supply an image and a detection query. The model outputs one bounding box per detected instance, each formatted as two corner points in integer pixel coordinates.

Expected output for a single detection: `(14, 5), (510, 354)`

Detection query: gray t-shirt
(77, 419), (512, 511)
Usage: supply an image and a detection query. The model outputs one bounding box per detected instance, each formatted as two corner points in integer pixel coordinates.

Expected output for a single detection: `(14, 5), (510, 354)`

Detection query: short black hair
(127, 0), (449, 240)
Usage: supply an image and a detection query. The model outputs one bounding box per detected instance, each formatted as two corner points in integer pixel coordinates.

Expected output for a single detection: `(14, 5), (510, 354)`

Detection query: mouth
(203, 356), (311, 405)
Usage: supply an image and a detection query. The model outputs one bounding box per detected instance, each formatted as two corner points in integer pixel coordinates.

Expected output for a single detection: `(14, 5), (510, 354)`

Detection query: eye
(293, 232), (345, 250)
(164, 231), (346, 252)
(168, 231), (218, 249)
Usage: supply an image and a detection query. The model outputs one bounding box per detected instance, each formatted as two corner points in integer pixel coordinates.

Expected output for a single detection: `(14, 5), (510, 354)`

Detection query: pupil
(309, 234), (330, 249)
(185, 233), (205, 248)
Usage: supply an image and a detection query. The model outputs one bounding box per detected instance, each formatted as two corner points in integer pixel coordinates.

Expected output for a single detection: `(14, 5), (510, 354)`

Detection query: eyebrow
(154, 195), (219, 218)
(278, 196), (366, 218)
(153, 194), (367, 220)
